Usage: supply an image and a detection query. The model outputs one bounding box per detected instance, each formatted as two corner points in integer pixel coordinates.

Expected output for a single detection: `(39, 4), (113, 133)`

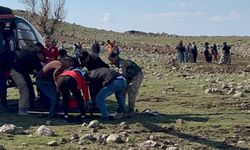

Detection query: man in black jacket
(88, 68), (127, 120)
(10, 48), (44, 115)
(79, 50), (109, 71)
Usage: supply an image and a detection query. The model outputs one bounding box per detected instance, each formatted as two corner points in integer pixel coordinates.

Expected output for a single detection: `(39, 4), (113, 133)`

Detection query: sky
(1, 0), (250, 36)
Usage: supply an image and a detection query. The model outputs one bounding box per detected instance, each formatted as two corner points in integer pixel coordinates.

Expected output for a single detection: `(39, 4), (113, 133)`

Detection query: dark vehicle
(1, 6), (43, 88)
(0, 6), (43, 56)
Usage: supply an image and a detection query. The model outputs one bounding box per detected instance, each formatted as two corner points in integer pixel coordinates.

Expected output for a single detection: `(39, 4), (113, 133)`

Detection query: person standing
(108, 53), (143, 117)
(191, 42), (198, 63)
(175, 41), (185, 63)
(219, 42), (232, 64)
(204, 42), (212, 63)
(212, 43), (219, 62)
(10, 49), (44, 115)
(44, 37), (59, 61)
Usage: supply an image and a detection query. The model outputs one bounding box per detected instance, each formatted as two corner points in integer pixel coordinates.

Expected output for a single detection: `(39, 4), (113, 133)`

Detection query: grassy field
(1, 49), (250, 150)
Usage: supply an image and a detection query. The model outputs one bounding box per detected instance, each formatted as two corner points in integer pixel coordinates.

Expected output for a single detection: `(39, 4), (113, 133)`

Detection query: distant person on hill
(219, 42), (232, 64)
(175, 41), (185, 63)
(108, 53), (143, 117)
(90, 40), (100, 58)
(105, 40), (114, 54)
(112, 40), (120, 55)
(211, 43), (219, 62)
(204, 42), (212, 63)
(191, 42), (198, 63)
(187, 43), (193, 62)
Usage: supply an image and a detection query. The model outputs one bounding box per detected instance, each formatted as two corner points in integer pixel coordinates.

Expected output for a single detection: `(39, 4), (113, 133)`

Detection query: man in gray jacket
(109, 53), (144, 117)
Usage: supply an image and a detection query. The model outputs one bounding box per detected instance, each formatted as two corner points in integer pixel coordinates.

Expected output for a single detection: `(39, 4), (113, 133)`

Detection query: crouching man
(56, 69), (90, 120)
(88, 68), (126, 120)
(109, 53), (144, 117)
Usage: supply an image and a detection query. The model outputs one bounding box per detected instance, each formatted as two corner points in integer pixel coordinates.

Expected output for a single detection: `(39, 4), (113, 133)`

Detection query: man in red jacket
(56, 69), (90, 119)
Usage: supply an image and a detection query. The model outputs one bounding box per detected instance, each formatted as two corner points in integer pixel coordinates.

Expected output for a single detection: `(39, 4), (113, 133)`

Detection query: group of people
(175, 41), (198, 63)
(175, 41), (232, 64)
(0, 38), (144, 121)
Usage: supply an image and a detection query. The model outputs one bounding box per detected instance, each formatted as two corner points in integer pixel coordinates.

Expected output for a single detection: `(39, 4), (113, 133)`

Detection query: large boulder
(106, 134), (123, 143)
(0, 124), (23, 135)
(87, 120), (100, 128)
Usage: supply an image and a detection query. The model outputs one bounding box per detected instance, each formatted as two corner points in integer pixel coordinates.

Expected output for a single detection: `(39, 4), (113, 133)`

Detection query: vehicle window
(16, 20), (38, 49)
(16, 22), (32, 30)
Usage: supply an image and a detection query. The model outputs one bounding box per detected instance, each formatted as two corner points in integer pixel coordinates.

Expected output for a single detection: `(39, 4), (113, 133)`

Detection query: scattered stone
(59, 137), (68, 144)
(120, 122), (129, 130)
(205, 88), (212, 94)
(47, 140), (58, 146)
(91, 128), (98, 133)
(176, 119), (184, 125)
(35, 125), (55, 136)
(87, 120), (100, 128)
(0, 124), (23, 135)
(81, 122), (88, 127)
(138, 140), (159, 148)
(166, 146), (178, 150)
(237, 140), (246, 144)
(106, 134), (123, 143)
(240, 103), (248, 109)
(227, 88), (235, 95)
(222, 83), (229, 89)
(101, 134), (109, 141)
(0, 144), (5, 150)
(148, 135), (155, 140)
(81, 134), (97, 141)
(70, 133), (79, 140)
(125, 137), (130, 143)
(28, 134), (33, 138)
(233, 92), (244, 98)
(166, 86), (175, 91)
(22, 143), (28, 146)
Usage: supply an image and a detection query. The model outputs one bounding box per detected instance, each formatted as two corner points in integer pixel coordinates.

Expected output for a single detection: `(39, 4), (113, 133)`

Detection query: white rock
(0, 124), (23, 135)
(35, 125), (55, 136)
(205, 88), (212, 94)
(166, 146), (178, 150)
(87, 120), (100, 128)
(227, 88), (235, 95)
(138, 140), (159, 148)
(106, 134), (123, 143)
(47, 140), (58, 146)
(233, 92), (244, 98)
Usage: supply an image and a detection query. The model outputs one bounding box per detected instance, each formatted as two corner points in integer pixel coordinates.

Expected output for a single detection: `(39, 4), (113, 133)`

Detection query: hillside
(14, 10), (250, 58)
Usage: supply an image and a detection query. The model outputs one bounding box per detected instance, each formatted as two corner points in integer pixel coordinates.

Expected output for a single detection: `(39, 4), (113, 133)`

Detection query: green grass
(1, 56), (250, 149)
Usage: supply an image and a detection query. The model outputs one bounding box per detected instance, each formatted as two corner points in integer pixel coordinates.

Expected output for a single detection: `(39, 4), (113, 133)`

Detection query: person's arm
(81, 78), (90, 101)
(119, 60), (132, 74)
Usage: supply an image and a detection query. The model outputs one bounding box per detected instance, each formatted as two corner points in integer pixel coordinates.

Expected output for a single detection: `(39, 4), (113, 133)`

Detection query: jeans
(36, 80), (59, 115)
(0, 70), (8, 108)
(96, 77), (126, 118)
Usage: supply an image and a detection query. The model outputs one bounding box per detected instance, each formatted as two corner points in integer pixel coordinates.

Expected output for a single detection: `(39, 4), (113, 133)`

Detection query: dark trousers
(0, 70), (8, 108)
(57, 76), (85, 116)
(23, 74), (36, 108)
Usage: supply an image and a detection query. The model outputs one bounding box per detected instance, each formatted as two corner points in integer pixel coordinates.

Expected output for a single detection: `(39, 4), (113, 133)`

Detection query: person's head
(223, 42), (227, 46)
(44, 36), (52, 48)
(179, 40), (183, 46)
(205, 42), (209, 46)
(60, 56), (74, 68)
(79, 50), (90, 64)
(108, 52), (119, 64)
(59, 48), (68, 58)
